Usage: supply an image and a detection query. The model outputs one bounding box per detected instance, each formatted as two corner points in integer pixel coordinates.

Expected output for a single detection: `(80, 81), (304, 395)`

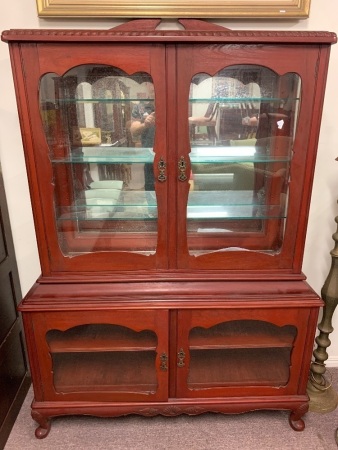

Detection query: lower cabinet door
(27, 309), (169, 402)
(176, 308), (315, 398)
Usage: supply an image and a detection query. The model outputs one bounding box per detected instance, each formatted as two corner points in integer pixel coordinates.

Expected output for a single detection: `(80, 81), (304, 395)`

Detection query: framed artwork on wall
(36, 0), (311, 19)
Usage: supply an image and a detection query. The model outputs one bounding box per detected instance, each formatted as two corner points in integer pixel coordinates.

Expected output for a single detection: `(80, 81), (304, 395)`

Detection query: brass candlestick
(307, 215), (338, 412)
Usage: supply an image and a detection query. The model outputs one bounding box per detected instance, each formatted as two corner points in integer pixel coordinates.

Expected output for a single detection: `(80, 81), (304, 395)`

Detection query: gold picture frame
(36, 0), (311, 19)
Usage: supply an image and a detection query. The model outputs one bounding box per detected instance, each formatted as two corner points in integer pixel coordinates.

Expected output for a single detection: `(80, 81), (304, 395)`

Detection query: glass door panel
(187, 66), (301, 256)
(187, 320), (297, 389)
(46, 324), (159, 396)
(40, 66), (158, 256)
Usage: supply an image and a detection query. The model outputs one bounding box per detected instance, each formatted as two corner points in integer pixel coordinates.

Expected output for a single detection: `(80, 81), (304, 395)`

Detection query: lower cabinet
(21, 294), (319, 438)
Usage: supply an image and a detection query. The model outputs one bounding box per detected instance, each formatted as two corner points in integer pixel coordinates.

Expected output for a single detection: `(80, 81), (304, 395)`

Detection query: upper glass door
(175, 42), (316, 271)
(37, 48), (168, 272)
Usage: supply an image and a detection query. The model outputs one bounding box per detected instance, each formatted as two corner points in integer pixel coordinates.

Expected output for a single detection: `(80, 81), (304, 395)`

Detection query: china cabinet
(2, 19), (336, 438)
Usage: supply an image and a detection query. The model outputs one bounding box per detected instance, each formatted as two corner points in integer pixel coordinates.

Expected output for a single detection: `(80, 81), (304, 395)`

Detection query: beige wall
(1, 0), (338, 364)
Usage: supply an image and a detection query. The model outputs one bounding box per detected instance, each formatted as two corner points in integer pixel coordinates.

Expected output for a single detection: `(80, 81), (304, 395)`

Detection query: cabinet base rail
(31, 395), (309, 438)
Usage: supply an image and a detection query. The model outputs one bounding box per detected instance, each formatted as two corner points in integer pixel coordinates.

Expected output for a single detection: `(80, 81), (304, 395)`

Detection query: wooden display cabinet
(1, 19), (336, 438)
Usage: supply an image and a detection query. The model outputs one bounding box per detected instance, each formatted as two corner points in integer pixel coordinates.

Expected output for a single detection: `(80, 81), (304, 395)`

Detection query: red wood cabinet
(2, 19), (336, 438)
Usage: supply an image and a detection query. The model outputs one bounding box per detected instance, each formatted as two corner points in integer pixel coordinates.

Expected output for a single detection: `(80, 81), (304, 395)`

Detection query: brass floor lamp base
(307, 378), (338, 413)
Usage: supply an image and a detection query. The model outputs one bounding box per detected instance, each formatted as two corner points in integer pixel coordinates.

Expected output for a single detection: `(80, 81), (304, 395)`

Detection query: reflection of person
(130, 102), (215, 141)
(130, 101), (156, 193)
(130, 104), (156, 147)
(242, 108), (291, 137)
(242, 116), (259, 127)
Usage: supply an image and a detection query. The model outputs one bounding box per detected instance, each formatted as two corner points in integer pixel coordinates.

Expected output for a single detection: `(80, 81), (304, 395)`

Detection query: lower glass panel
(188, 348), (291, 388)
(51, 351), (157, 394)
(188, 320), (297, 389)
(46, 324), (158, 395)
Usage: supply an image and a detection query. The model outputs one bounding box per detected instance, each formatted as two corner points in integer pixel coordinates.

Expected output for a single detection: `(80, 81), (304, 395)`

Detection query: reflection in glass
(39, 66), (157, 256)
(187, 320), (297, 389)
(187, 66), (301, 256)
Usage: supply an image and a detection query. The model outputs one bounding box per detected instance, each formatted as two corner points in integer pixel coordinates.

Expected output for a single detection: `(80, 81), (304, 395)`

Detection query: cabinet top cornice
(2, 19), (337, 45)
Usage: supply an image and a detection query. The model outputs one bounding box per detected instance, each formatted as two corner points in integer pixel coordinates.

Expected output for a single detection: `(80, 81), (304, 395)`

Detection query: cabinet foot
(31, 410), (51, 439)
(288, 404), (308, 431)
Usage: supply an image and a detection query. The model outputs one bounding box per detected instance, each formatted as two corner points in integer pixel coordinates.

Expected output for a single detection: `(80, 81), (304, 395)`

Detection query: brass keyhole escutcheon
(177, 348), (186, 367)
(160, 352), (168, 371)
(158, 157), (167, 182)
(178, 156), (187, 182)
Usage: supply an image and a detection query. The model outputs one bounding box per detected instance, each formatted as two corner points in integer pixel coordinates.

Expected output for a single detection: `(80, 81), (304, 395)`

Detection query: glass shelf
(187, 205), (284, 220)
(56, 206), (284, 221)
(55, 190), (285, 221)
(50, 147), (291, 165)
(53, 98), (155, 104)
(189, 97), (299, 103)
(44, 97), (299, 104)
(190, 147), (291, 163)
(50, 147), (155, 164)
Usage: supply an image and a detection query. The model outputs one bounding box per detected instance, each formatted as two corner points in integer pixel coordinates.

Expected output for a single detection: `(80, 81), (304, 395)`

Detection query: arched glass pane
(188, 320), (297, 389)
(46, 324), (158, 395)
(187, 66), (301, 256)
(39, 65), (157, 256)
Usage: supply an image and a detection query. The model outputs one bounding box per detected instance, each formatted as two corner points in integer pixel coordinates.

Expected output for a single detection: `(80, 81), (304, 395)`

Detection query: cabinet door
(26, 309), (169, 402)
(19, 43), (168, 274)
(176, 308), (314, 398)
(175, 44), (323, 271)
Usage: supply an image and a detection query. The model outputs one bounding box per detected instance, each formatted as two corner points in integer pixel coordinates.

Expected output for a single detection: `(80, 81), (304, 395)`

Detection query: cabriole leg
(288, 404), (308, 431)
(31, 410), (51, 439)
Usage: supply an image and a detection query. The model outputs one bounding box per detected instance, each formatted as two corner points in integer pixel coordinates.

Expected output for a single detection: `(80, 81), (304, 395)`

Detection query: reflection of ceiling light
(187, 206), (229, 218)
(188, 211), (229, 218)
(191, 147), (256, 157)
(277, 119), (284, 130)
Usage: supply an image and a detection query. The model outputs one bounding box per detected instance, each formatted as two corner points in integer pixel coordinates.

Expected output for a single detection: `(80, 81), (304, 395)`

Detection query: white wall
(1, 0), (338, 365)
